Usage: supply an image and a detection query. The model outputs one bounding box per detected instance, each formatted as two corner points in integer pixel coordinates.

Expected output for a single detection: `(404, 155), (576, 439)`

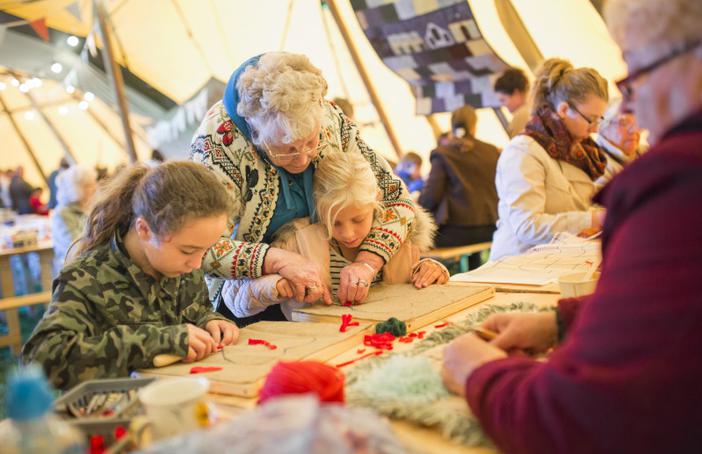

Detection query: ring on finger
(356, 279), (369, 287)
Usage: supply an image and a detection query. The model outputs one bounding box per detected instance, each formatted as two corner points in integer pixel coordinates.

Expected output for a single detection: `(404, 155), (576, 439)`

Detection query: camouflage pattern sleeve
(180, 271), (232, 328)
(334, 104), (416, 263)
(22, 281), (189, 391)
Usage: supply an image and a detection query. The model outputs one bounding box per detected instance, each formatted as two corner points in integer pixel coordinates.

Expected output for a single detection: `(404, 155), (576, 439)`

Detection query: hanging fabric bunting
(350, 0), (509, 114)
(65, 1), (82, 22)
(29, 18), (50, 42)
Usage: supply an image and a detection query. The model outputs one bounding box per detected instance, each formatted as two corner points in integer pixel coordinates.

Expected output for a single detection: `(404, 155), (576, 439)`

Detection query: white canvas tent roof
(0, 68), (152, 189)
(1, 0), (626, 176)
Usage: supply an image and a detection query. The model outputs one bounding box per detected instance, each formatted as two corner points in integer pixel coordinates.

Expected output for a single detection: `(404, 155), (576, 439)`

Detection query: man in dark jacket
(441, 0), (702, 452)
(9, 166), (34, 215)
(419, 105), (499, 269)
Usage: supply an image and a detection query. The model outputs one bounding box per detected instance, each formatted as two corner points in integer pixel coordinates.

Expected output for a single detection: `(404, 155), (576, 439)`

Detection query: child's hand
(276, 277), (295, 299)
(205, 320), (239, 347)
(412, 260), (449, 288)
(184, 323), (217, 362)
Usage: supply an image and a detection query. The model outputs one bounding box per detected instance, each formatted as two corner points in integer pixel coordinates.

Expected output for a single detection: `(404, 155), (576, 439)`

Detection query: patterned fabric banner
(351, 0), (509, 114)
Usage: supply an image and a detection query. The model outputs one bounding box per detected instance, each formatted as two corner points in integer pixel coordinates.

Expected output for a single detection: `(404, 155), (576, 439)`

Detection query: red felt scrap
(114, 426), (127, 440)
(356, 348), (366, 354)
(363, 332), (395, 350)
(335, 350), (383, 368)
(434, 322), (450, 328)
(339, 313), (360, 332)
(189, 366), (223, 374)
(417, 331), (426, 339)
(248, 338), (278, 350)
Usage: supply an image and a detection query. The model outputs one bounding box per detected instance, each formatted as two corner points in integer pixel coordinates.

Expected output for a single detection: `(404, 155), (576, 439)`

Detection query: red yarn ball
(258, 360), (345, 405)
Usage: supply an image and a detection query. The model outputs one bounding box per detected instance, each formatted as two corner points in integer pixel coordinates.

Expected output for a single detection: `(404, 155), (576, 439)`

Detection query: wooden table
(208, 290), (560, 453)
(422, 242), (493, 272)
(0, 241), (54, 354)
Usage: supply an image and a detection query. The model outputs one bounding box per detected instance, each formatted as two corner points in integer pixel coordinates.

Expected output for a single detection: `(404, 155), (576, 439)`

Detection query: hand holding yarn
(441, 334), (507, 396)
(480, 312), (558, 355)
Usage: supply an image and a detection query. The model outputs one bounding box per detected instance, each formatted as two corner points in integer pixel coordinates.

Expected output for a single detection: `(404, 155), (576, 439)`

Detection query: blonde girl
(222, 152), (448, 322)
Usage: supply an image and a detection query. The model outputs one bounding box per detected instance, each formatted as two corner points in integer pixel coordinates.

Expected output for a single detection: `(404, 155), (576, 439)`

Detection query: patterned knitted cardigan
(191, 100), (417, 300)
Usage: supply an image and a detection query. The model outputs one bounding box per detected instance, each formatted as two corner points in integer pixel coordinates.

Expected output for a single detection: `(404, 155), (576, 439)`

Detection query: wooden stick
(152, 354), (182, 368)
(473, 327), (498, 341)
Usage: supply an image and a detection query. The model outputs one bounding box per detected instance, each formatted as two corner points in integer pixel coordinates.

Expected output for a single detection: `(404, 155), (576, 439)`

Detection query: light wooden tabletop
(208, 290), (561, 453)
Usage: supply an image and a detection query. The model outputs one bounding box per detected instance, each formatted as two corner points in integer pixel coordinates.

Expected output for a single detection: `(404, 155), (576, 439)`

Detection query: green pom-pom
(375, 317), (407, 337)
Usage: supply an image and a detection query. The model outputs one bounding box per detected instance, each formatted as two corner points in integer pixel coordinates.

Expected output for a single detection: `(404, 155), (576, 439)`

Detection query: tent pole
(0, 95), (49, 187)
(494, 0), (544, 72)
(425, 114), (443, 140)
(94, 0), (137, 163)
(326, 0), (404, 159)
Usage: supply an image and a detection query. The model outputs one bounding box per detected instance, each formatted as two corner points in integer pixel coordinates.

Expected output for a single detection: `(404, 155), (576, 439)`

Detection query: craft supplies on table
(54, 377), (156, 451)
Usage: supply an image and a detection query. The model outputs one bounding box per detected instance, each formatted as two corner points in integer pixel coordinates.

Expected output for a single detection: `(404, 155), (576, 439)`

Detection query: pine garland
(346, 302), (554, 446)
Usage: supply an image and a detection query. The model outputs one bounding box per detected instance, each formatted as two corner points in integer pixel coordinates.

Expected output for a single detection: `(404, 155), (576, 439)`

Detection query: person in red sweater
(29, 187), (48, 215)
(441, 1), (702, 453)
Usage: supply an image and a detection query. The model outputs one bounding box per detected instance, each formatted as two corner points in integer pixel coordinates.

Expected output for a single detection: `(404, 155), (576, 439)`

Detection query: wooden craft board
(292, 283), (494, 332)
(137, 320), (371, 398)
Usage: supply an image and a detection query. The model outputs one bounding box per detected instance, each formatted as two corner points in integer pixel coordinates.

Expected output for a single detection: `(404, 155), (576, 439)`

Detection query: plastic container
(558, 271), (600, 298)
(0, 365), (85, 454)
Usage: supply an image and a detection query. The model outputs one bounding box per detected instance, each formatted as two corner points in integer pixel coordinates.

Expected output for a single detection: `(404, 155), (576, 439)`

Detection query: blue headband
(222, 54), (262, 144)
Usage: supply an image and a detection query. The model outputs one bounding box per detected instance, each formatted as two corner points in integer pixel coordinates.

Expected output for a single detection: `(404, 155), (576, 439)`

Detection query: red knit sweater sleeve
(463, 139), (702, 454)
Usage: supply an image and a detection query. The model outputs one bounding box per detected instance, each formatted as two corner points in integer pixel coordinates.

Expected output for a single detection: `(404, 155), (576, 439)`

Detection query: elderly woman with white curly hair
(51, 164), (97, 274)
(191, 52), (417, 325)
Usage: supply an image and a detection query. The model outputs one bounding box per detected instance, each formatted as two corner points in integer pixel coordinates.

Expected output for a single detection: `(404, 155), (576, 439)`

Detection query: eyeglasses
(568, 103), (603, 127)
(616, 40), (701, 99)
(264, 135), (320, 164)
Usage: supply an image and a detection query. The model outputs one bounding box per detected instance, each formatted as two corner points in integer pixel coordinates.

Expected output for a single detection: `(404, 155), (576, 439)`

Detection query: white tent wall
(0, 73), (151, 190)
(3, 0), (626, 177)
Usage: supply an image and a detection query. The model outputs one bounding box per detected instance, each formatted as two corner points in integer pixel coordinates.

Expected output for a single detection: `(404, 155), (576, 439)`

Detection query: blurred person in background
(594, 98), (644, 189)
(394, 151), (425, 195)
(47, 158), (70, 210)
(419, 106), (500, 269)
(494, 68), (531, 138)
(51, 165), (97, 274)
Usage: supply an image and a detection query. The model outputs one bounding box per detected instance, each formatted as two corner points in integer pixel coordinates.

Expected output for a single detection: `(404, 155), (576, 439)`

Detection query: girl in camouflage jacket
(23, 162), (239, 390)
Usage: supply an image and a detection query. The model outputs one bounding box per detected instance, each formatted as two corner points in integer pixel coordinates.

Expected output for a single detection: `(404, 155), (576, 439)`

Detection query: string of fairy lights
(0, 33), (97, 120)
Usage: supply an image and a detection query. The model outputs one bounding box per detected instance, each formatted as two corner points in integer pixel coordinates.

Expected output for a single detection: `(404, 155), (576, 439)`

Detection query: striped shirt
(329, 243), (382, 300)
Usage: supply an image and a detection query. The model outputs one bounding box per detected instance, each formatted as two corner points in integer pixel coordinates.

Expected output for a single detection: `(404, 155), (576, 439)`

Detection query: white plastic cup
(558, 271), (600, 298)
(137, 377), (210, 441)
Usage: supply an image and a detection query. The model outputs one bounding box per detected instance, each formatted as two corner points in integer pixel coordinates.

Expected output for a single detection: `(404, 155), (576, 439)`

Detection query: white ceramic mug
(558, 271), (601, 298)
(137, 377), (210, 441)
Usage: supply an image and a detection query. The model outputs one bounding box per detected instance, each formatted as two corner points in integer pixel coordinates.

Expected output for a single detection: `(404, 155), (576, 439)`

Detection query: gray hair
(56, 165), (97, 206)
(599, 98), (623, 131)
(605, 0), (702, 58)
(236, 52), (328, 147)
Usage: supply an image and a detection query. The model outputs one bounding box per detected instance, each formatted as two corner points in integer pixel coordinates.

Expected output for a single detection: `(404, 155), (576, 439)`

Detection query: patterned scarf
(523, 105), (607, 180)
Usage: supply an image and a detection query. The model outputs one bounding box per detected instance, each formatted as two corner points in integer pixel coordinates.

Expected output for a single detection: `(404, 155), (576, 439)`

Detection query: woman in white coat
(490, 58), (609, 260)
